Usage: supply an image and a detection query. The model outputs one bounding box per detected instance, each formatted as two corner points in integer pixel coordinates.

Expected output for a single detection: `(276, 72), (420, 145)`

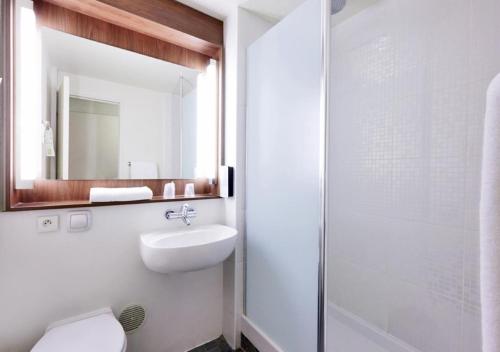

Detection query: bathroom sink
(140, 224), (238, 274)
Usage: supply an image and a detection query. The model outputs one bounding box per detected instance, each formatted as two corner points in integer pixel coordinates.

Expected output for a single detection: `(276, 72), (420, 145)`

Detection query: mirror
(14, 0), (218, 186)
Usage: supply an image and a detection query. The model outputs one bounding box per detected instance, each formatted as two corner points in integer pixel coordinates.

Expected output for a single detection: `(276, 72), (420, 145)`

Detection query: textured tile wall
(328, 0), (500, 351)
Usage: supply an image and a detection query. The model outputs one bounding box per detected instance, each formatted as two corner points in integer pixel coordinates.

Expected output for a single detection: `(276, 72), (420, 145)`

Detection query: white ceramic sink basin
(140, 224), (238, 274)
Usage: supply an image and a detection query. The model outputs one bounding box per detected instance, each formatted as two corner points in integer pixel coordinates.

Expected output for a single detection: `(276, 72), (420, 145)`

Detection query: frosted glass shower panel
(246, 0), (322, 351)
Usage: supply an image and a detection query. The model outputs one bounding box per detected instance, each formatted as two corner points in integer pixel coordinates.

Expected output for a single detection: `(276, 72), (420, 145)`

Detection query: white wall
(69, 106), (120, 179)
(2, 3), (274, 352)
(60, 72), (180, 179)
(245, 1), (321, 351)
(327, 0), (500, 351)
(222, 6), (274, 349)
(0, 199), (225, 352)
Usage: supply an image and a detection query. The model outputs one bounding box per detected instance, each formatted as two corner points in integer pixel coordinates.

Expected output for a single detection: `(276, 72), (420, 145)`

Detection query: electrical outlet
(37, 216), (59, 233)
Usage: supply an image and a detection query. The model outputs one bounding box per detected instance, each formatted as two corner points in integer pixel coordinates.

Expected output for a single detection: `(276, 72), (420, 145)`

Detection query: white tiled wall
(327, 0), (500, 351)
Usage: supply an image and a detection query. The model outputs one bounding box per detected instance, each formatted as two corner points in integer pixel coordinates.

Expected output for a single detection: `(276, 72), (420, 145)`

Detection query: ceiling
(242, 0), (306, 21)
(177, 0), (377, 23)
(177, 0), (306, 21)
(42, 28), (199, 94)
(175, 0), (243, 20)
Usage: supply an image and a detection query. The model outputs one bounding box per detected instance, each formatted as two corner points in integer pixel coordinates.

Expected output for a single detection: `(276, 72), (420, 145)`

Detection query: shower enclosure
(326, 0), (495, 350)
(246, 0), (491, 351)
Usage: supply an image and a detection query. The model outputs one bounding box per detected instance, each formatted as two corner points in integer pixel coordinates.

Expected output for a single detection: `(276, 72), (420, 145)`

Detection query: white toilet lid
(32, 312), (126, 352)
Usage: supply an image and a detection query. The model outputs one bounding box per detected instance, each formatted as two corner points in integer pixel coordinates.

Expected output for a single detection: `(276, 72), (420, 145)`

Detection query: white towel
(480, 73), (500, 352)
(89, 186), (153, 203)
(129, 161), (158, 179)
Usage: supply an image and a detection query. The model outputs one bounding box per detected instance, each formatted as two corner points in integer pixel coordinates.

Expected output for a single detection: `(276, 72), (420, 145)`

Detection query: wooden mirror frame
(2, 0), (224, 210)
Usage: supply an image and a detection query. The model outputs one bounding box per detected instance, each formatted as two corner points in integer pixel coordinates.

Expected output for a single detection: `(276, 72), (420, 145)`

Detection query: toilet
(32, 308), (127, 352)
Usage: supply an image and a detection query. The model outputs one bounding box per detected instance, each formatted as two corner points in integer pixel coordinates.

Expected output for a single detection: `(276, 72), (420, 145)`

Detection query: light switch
(68, 211), (91, 232)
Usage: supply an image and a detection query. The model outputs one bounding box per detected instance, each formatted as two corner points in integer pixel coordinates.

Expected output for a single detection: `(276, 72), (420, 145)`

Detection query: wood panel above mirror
(4, 0), (224, 210)
(39, 0), (223, 59)
(33, 1), (214, 71)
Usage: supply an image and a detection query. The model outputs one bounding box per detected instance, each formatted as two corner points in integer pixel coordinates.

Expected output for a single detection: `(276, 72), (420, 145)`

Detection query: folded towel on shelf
(89, 186), (153, 203)
(129, 161), (158, 179)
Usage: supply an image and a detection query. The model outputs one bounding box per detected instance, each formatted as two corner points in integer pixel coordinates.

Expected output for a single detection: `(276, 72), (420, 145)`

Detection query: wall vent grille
(118, 304), (146, 334)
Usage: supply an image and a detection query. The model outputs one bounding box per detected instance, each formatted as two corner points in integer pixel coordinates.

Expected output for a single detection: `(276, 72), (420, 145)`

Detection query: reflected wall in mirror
(14, 0), (218, 187)
(65, 97), (120, 180)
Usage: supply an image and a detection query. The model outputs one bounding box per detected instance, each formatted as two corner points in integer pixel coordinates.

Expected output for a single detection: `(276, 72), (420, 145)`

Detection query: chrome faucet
(165, 204), (197, 225)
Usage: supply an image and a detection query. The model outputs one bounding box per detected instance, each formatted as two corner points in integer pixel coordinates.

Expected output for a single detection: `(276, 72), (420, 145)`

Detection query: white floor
(327, 315), (390, 352)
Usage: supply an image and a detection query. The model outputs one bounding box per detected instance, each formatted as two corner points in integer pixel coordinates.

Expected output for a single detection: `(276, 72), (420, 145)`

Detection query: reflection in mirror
(14, 0), (218, 187)
(65, 97), (120, 180)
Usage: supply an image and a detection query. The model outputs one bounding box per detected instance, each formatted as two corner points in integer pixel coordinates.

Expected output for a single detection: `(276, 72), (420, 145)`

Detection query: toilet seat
(32, 308), (127, 352)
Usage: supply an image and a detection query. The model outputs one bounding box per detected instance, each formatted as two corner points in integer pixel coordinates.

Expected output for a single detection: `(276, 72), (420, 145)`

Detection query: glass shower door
(326, 0), (499, 351)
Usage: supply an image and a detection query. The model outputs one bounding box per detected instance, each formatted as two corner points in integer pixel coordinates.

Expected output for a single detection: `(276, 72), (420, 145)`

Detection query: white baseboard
(240, 315), (284, 352)
(328, 302), (421, 352)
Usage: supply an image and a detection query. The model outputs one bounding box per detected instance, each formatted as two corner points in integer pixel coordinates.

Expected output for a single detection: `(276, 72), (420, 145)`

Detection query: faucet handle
(165, 204), (196, 225)
(181, 203), (191, 215)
